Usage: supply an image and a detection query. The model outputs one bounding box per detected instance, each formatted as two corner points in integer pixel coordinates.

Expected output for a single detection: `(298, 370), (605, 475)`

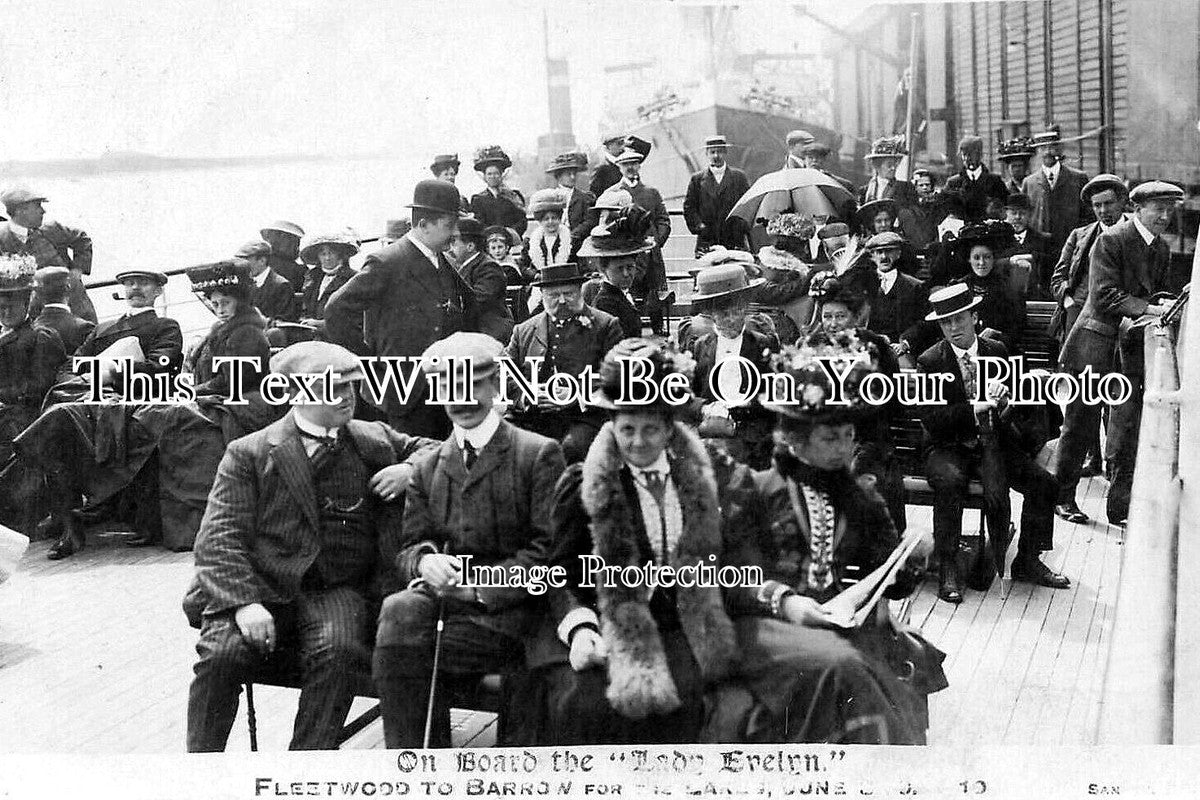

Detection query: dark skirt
(702, 616), (943, 745)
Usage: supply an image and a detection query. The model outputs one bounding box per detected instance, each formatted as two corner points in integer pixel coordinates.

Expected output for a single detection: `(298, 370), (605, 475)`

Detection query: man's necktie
(303, 432), (341, 470)
(641, 470), (669, 563)
(463, 441), (478, 471)
(960, 353), (977, 401)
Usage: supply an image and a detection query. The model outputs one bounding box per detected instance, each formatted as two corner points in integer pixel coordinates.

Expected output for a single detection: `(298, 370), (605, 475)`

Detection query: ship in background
(595, 4), (850, 201)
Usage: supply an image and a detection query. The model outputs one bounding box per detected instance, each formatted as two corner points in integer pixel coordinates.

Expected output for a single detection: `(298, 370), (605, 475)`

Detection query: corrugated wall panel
(1110, 0), (1130, 173)
(986, 2), (1005, 142)
(1025, 1), (1048, 128)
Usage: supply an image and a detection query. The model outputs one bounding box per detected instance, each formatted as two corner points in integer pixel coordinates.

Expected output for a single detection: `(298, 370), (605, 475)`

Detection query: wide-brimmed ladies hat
(578, 206), (656, 259)
(529, 188), (567, 217)
(765, 212), (817, 241)
(483, 225), (519, 247)
(690, 262), (764, 308)
(997, 137), (1034, 162)
(589, 338), (696, 414)
(864, 135), (908, 161)
(0, 254), (36, 294)
(546, 152), (586, 174)
(473, 145), (512, 172)
(924, 283), (983, 321)
(300, 231), (360, 265)
(760, 329), (879, 423)
(187, 259), (252, 295)
(854, 198), (898, 231)
(948, 220), (1016, 258)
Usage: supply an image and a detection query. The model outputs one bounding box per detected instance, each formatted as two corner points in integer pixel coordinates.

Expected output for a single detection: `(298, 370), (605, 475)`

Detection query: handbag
(957, 529), (995, 592)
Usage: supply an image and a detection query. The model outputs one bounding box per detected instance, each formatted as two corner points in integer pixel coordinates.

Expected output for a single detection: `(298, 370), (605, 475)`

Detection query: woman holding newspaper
(709, 329), (948, 744)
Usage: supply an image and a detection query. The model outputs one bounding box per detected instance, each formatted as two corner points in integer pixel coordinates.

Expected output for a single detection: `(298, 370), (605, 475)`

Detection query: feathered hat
(577, 206), (656, 259)
(589, 338), (697, 415)
(473, 145), (513, 172)
(187, 259), (252, 295)
(0, 253), (37, 294)
(760, 329), (880, 423)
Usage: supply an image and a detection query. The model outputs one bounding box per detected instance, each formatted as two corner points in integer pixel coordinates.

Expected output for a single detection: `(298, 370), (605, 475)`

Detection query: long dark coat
(33, 305), (94, 355)
(683, 167), (752, 253)
(186, 307), (271, 398)
(457, 252), (514, 343)
(1021, 165), (1090, 258)
(470, 188), (529, 236)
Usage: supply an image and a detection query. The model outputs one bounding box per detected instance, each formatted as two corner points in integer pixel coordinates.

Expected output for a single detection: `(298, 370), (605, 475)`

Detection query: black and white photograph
(1, 0), (1199, 797)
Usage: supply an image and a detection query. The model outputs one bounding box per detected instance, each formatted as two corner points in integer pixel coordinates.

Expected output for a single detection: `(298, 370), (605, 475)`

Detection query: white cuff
(556, 607), (600, 646)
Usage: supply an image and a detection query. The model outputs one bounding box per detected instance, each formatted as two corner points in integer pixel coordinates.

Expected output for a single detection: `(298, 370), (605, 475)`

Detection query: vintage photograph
(1, 0), (1198, 794)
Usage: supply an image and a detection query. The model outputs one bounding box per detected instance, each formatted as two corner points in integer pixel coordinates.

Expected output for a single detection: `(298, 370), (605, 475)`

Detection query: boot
(938, 562), (963, 604)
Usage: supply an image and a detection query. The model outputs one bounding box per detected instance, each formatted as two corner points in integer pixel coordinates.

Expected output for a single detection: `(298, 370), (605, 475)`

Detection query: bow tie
(298, 428), (339, 445)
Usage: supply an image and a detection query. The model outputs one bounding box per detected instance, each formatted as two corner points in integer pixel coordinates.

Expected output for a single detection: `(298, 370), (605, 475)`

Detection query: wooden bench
(890, 408), (986, 509)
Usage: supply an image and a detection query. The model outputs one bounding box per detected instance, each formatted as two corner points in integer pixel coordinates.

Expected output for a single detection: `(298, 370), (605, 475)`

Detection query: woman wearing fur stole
(709, 330), (948, 744)
(534, 338), (739, 744)
(753, 213), (816, 344)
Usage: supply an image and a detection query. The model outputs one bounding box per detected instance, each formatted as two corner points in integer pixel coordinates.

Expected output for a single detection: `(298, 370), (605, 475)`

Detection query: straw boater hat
(187, 259), (252, 296)
(864, 135), (908, 161)
(925, 283), (983, 321)
(690, 262), (764, 309)
(588, 338), (697, 415)
(429, 153), (461, 174)
(1030, 127), (1062, 149)
(760, 329), (879, 423)
(473, 145), (512, 172)
(704, 135), (729, 150)
(300, 231), (360, 265)
(577, 206), (656, 259)
(997, 137), (1035, 162)
(546, 152), (586, 174)
(0, 254), (37, 295)
(529, 188), (568, 217)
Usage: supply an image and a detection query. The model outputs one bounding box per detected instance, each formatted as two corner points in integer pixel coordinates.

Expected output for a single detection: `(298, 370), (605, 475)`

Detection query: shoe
(1054, 502), (1089, 524)
(938, 564), (963, 604)
(47, 535), (81, 560)
(657, 290), (677, 307)
(1108, 516), (1127, 528)
(125, 533), (159, 547)
(1080, 456), (1102, 478)
(35, 515), (63, 541)
(1010, 556), (1071, 589)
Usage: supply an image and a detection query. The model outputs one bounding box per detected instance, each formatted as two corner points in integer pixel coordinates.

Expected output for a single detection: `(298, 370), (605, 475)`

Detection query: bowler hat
(786, 130), (815, 147)
(531, 262), (588, 287)
(690, 262), (764, 307)
(420, 331), (504, 381)
(1081, 174), (1127, 202)
(114, 268), (169, 286)
(997, 137), (1035, 161)
(430, 153), (461, 174)
(529, 188), (567, 217)
(406, 179), (469, 216)
(300, 231), (360, 265)
(1129, 181), (1184, 205)
(704, 135), (729, 149)
(589, 338), (695, 414)
(0, 187), (48, 212)
(546, 152), (585, 174)
(456, 217), (486, 240)
(271, 341), (365, 384)
(0, 254), (37, 294)
(864, 231), (906, 251)
(473, 145), (513, 172)
(233, 239), (272, 260)
(187, 260), (251, 294)
(925, 283), (982, 321)
(260, 220), (304, 239)
(864, 135), (907, 161)
(1003, 193), (1032, 210)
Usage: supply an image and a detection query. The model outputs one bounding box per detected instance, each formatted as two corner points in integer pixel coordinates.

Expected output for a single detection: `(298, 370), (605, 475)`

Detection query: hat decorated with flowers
(577, 206), (656, 259)
(760, 329), (880, 422)
(765, 212), (817, 241)
(473, 145), (513, 172)
(0, 253), (37, 294)
(864, 135), (908, 161)
(589, 338), (697, 414)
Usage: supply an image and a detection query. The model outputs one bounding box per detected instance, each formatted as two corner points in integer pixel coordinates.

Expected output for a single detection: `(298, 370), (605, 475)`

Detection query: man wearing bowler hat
(0, 187), (97, 324)
(325, 180), (478, 439)
(614, 140), (673, 336)
(373, 332), (564, 748)
(918, 283), (1069, 604)
(505, 262), (623, 464)
(683, 135), (752, 257)
(32, 266), (94, 355)
(589, 132), (627, 198)
(1055, 180), (1184, 527)
(449, 217), (513, 344)
(183, 341), (439, 751)
(998, 193), (1055, 299)
(546, 152), (596, 261)
(470, 146), (528, 236)
(1021, 128), (1090, 260)
(260, 221), (308, 292)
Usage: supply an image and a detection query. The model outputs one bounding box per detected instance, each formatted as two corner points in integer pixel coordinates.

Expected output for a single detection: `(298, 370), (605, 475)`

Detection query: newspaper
(818, 526), (927, 628)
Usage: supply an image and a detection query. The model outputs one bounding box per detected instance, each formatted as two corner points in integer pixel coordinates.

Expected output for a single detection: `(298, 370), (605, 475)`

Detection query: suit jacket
(253, 268), (300, 323)
(944, 168), (1009, 221)
(182, 413), (439, 626)
(0, 220), (93, 274)
(857, 178), (919, 209)
(505, 306), (624, 385)
(300, 264), (355, 320)
(457, 252), (514, 343)
(623, 181), (671, 286)
(1000, 228), (1055, 299)
(0, 318), (66, 407)
(1021, 165), (1090, 257)
(590, 281), (642, 339)
(689, 328), (776, 404)
(74, 310), (183, 376)
(869, 271), (932, 349)
(470, 188), (528, 236)
(34, 305), (94, 355)
(683, 167), (752, 252)
(954, 269), (1027, 353)
(916, 336), (1010, 450)
(324, 237), (478, 415)
(395, 420), (565, 621)
(564, 188), (597, 261)
(1060, 219), (1171, 372)
(588, 161), (622, 198)
(186, 308), (271, 397)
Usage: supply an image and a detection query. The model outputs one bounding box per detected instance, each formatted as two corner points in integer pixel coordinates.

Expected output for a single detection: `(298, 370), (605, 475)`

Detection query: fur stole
(526, 225), (568, 270)
(580, 421), (736, 719)
(757, 245), (810, 274)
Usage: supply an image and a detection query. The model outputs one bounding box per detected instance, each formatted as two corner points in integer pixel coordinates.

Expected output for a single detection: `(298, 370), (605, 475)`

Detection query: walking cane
(421, 545), (454, 748)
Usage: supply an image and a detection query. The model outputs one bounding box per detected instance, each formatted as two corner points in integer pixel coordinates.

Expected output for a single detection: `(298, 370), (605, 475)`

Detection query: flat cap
(0, 187), (48, 209)
(817, 222), (851, 240)
(1130, 181), (1184, 204)
(420, 332), (504, 381)
(233, 239), (272, 260)
(115, 268), (169, 286)
(33, 265), (71, 290)
(1081, 173), (1127, 202)
(786, 129), (815, 147)
(270, 341), (365, 384)
(865, 231), (906, 250)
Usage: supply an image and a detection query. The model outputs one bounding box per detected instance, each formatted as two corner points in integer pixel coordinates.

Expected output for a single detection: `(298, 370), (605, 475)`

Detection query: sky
(1, 0), (885, 162)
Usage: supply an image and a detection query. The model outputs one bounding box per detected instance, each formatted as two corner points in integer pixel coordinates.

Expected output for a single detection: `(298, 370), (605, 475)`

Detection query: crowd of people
(0, 123), (1186, 750)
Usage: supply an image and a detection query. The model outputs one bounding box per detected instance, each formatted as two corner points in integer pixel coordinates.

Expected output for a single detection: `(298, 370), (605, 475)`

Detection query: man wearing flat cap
(683, 135), (751, 257)
(470, 146), (528, 236)
(863, 232), (936, 363)
(373, 332), (565, 747)
(183, 341), (440, 751)
(1021, 128), (1090, 260)
(944, 136), (1009, 223)
(0, 187), (97, 324)
(589, 133), (627, 198)
(236, 239), (299, 326)
(800, 140), (856, 195)
(505, 263), (624, 464)
(32, 266), (94, 354)
(614, 143), (673, 335)
(783, 129), (814, 169)
(1056, 180), (1184, 528)
(260, 221), (308, 292)
(325, 179), (478, 438)
(546, 152), (597, 261)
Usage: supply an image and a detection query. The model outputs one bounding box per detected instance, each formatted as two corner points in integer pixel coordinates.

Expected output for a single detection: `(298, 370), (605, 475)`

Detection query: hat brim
(300, 241), (359, 264)
(404, 202), (470, 217)
(760, 401), (873, 423)
(0, 285), (33, 294)
(115, 271), (169, 286)
(474, 158), (513, 172)
(690, 278), (765, 306)
(924, 294), (983, 321)
(587, 386), (683, 413)
(545, 163), (583, 174)
(864, 153), (904, 160)
(997, 152), (1034, 161)
(530, 275), (589, 287)
(577, 238), (655, 259)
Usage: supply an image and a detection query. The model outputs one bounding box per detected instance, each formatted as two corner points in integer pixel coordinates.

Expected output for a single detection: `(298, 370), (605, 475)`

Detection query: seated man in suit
(999, 194), (1054, 299)
(862, 232), (936, 365)
(505, 263), (624, 464)
(373, 333), (566, 747)
(32, 266), (94, 354)
(183, 342), (439, 751)
(918, 284), (1070, 604)
(237, 239), (299, 327)
(684, 262), (777, 470)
